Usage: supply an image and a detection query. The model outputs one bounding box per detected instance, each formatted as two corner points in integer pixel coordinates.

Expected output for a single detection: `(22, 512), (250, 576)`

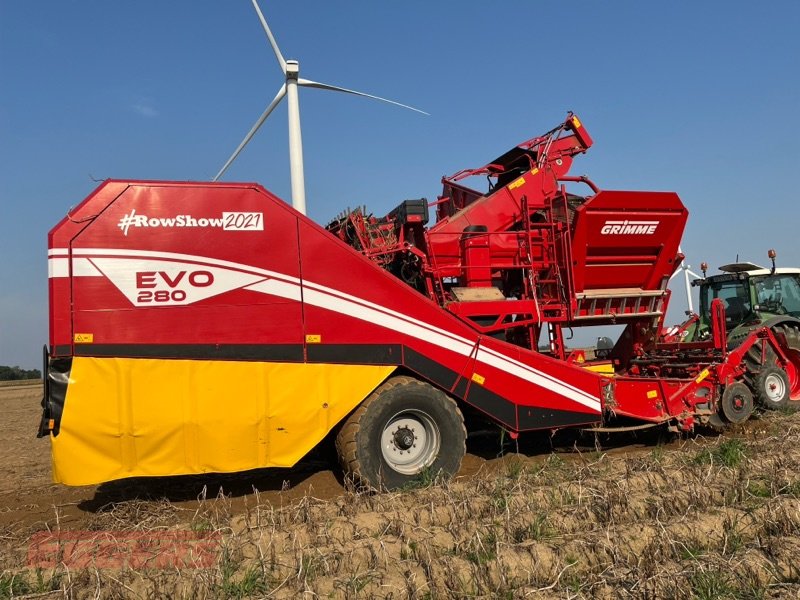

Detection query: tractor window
(754, 274), (800, 317)
(702, 280), (752, 325)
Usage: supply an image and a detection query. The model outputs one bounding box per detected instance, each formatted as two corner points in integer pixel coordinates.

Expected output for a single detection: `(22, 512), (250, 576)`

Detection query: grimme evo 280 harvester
(40, 114), (800, 489)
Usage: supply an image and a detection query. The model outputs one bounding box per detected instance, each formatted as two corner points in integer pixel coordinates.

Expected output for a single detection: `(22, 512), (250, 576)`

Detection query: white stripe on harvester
(48, 258), (103, 278)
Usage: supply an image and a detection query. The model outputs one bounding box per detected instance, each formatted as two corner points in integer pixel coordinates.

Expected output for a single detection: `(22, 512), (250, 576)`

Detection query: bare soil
(0, 385), (670, 532)
(2, 384), (800, 598)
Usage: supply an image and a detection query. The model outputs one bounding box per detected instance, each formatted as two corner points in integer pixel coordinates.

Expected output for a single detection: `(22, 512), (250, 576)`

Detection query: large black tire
(753, 366), (790, 410)
(335, 375), (466, 491)
(743, 321), (800, 401)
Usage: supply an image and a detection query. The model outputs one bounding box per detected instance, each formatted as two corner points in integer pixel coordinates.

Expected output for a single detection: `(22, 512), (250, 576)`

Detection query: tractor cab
(694, 264), (800, 339)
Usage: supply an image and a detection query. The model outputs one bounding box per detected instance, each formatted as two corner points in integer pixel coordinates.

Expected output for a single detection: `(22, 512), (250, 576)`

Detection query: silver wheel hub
(381, 410), (440, 475)
(765, 373), (786, 403)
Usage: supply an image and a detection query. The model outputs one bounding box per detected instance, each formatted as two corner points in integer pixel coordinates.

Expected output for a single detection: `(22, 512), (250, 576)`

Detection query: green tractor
(676, 251), (800, 408)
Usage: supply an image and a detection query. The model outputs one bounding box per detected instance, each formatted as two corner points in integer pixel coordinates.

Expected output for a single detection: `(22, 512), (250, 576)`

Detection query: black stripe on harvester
(73, 344), (305, 361)
(301, 344), (594, 432)
(464, 382), (518, 430)
(452, 376), (469, 399)
(306, 344), (402, 365)
(466, 384), (601, 432)
(402, 347), (460, 391)
(517, 405), (601, 430)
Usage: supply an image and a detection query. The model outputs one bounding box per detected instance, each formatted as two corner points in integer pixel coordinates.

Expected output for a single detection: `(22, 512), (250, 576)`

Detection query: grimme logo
(117, 209), (263, 236)
(600, 220), (659, 235)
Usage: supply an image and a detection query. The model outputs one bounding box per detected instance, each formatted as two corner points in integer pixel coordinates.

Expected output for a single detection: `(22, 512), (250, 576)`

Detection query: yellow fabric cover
(51, 357), (394, 486)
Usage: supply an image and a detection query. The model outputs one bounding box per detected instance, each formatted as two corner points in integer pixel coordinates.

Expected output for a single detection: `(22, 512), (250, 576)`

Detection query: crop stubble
(2, 384), (800, 598)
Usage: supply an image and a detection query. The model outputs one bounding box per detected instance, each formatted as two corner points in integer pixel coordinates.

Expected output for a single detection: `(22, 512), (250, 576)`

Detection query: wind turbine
(670, 245), (702, 313)
(213, 0), (428, 216)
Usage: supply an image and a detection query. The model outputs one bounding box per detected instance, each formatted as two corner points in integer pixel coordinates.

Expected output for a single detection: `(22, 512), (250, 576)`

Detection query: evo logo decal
(117, 209), (263, 236)
(91, 258), (267, 306)
(600, 220), (658, 235)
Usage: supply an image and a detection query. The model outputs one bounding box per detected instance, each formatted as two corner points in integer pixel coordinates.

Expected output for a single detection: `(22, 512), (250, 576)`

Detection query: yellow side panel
(51, 357), (394, 486)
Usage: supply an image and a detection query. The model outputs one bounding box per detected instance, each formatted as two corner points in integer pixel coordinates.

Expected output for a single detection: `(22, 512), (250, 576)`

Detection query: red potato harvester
(41, 114), (799, 490)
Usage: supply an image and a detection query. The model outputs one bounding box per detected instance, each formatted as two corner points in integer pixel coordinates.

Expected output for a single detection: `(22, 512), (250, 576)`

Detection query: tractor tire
(753, 366), (790, 410)
(720, 382), (754, 424)
(743, 321), (800, 401)
(335, 375), (466, 491)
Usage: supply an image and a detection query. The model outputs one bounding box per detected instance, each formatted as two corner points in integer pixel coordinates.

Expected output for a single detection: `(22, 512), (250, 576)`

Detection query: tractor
(666, 251), (800, 407)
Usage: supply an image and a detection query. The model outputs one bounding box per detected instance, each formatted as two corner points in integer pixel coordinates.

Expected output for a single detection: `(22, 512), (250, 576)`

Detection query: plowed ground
(2, 383), (800, 598)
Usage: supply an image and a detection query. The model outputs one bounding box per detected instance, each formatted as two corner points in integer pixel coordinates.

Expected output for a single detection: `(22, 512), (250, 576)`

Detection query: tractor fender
(759, 315), (800, 331)
(727, 316), (800, 350)
(749, 316), (800, 403)
(760, 316), (800, 365)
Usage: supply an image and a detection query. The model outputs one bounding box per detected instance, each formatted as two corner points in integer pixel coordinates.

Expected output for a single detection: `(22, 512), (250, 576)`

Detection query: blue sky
(2, 1), (799, 368)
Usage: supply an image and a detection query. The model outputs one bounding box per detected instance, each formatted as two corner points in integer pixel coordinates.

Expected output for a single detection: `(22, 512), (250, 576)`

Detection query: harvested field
(3, 384), (800, 598)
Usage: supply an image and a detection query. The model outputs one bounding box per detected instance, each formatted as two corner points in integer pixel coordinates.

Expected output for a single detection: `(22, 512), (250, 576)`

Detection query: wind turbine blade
(213, 85), (287, 181)
(297, 78), (429, 115)
(686, 270), (702, 279)
(251, 0), (286, 73)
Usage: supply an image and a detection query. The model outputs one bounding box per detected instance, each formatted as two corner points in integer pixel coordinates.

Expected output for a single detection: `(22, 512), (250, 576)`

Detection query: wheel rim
(730, 394), (747, 413)
(763, 372), (787, 404)
(380, 410), (441, 475)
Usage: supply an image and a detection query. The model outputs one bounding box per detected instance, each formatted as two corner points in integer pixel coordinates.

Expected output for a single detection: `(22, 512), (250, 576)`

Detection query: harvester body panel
(46, 180), (603, 485)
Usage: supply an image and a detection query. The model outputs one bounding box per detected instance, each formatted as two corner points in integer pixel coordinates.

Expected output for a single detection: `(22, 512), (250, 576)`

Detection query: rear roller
(720, 382), (754, 424)
(335, 375), (466, 491)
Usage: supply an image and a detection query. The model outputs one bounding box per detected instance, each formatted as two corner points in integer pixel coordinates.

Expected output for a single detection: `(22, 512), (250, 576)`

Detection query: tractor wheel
(335, 375), (466, 491)
(744, 322), (800, 401)
(753, 366), (790, 410)
(720, 382), (754, 424)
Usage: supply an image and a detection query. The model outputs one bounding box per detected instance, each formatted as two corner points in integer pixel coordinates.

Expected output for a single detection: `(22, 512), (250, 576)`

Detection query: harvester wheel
(744, 322), (800, 401)
(753, 366), (790, 410)
(335, 375), (466, 491)
(720, 382), (754, 424)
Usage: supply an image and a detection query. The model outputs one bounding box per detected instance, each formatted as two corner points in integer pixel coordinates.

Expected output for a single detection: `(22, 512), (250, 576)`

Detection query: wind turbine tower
(214, 0), (427, 216)
(670, 245), (702, 314)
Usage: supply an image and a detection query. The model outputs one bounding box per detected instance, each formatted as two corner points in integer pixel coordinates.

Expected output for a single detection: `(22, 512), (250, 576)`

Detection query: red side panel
(50, 181), (303, 356)
(570, 190), (687, 292)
